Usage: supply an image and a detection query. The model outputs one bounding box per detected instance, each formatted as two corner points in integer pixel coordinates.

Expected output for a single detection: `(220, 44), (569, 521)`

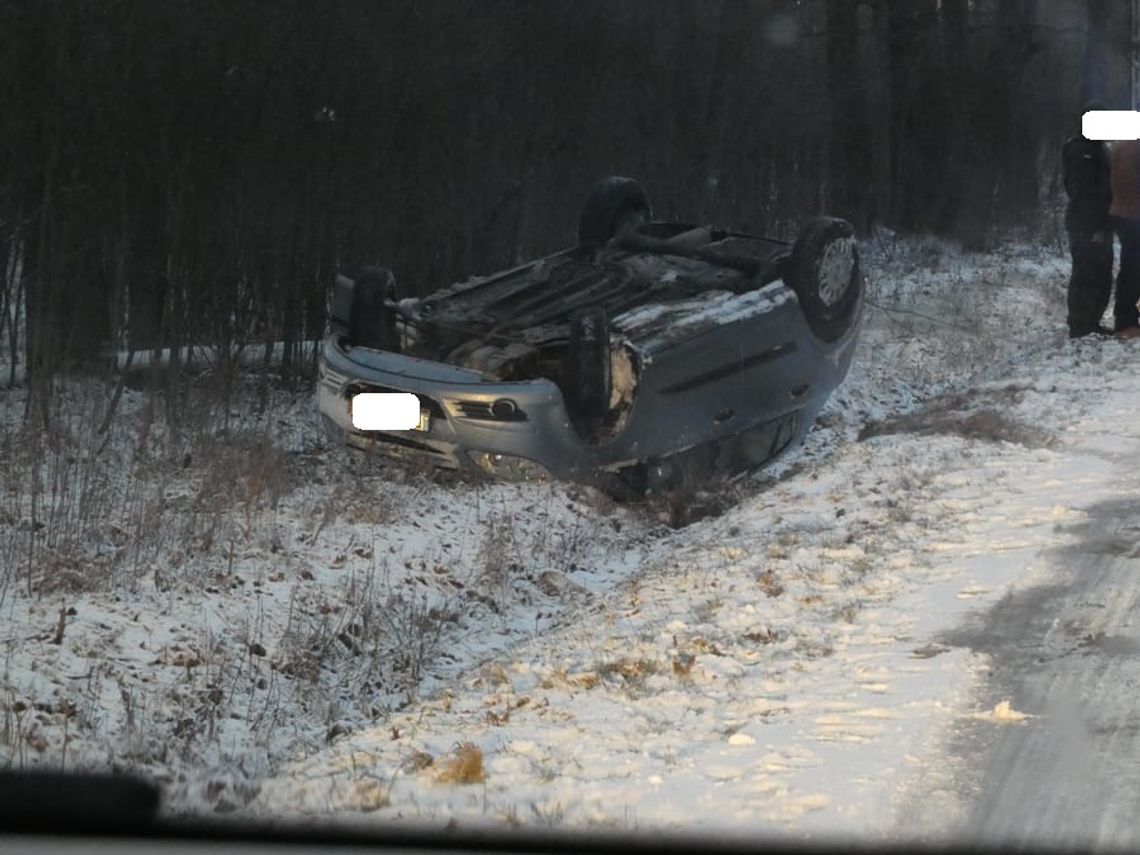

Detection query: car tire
(349, 267), (399, 350)
(788, 217), (862, 342)
(565, 306), (611, 423)
(577, 177), (652, 247)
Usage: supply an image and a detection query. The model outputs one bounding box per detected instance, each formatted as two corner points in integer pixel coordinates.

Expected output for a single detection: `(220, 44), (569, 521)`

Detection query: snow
(612, 286), (791, 332)
(611, 285), (795, 355)
(0, 233), (1130, 840)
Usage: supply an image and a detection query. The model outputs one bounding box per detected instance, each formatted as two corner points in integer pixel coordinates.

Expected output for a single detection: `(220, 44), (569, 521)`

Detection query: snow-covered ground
(3, 234), (1126, 842)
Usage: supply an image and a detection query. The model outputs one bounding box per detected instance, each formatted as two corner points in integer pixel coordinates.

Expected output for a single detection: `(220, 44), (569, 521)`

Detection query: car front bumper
(317, 336), (627, 483)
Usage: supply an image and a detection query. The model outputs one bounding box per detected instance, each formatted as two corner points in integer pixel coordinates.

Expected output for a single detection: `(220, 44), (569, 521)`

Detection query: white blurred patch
(1083, 110), (1140, 141)
(351, 392), (419, 430)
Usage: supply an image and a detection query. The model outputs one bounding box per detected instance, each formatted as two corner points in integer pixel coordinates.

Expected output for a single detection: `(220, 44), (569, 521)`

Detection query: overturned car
(318, 177), (863, 497)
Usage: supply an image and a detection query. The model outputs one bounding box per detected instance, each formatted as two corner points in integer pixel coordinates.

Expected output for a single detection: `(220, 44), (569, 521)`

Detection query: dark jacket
(1063, 135), (1111, 237)
(1110, 139), (1140, 220)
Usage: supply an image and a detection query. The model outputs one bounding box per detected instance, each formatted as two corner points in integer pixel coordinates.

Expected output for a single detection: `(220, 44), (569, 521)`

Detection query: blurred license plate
(349, 392), (430, 432)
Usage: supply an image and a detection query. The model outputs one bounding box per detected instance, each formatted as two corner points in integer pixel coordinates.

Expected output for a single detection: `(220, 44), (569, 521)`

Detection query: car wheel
(577, 176), (652, 248)
(788, 217), (862, 342)
(349, 267), (399, 350)
(565, 306), (611, 423)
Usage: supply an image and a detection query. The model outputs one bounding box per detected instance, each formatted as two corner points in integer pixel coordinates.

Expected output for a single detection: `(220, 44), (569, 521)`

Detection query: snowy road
(919, 495), (1140, 849)
(892, 358), (1140, 850)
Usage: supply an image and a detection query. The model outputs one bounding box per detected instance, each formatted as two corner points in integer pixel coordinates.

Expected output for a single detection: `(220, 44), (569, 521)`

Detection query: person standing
(1062, 104), (1113, 338)
(1110, 137), (1140, 336)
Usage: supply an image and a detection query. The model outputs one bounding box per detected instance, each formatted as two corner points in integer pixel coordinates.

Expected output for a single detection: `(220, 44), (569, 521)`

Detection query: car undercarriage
(319, 177), (863, 496)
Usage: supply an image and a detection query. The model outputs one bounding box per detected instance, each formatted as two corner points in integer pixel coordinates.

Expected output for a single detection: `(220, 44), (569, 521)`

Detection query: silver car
(318, 177), (863, 498)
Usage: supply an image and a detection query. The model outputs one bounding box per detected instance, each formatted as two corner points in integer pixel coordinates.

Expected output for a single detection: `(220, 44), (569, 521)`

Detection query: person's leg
(1068, 237), (1113, 337)
(1114, 218), (1140, 332)
(1093, 235), (1114, 327)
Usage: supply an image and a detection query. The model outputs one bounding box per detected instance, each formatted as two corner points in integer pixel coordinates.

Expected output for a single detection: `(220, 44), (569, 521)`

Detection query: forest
(0, 0), (1132, 400)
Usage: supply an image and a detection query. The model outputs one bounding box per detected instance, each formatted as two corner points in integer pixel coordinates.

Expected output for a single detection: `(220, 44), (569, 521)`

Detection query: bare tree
(0, 0), (1111, 411)
(826, 0), (875, 232)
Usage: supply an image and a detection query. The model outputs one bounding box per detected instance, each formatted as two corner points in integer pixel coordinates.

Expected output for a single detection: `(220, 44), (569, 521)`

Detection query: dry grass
(269, 563), (458, 708)
(794, 633), (836, 659)
(595, 657), (660, 687)
(0, 370), (632, 812)
(0, 377), (323, 602)
(434, 742), (486, 784)
(0, 379), (416, 806)
(859, 398), (1054, 449)
(477, 512), (520, 605)
(672, 653), (695, 678)
(538, 668), (600, 691)
(320, 463), (398, 530)
(0, 387), (165, 597)
(757, 570), (785, 598)
(742, 627), (781, 645)
(350, 778), (392, 813)
(470, 503), (596, 616)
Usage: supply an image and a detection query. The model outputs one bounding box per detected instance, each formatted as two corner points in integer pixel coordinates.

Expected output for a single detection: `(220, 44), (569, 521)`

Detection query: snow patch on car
(613, 286), (796, 350)
(609, 346), (638, 411)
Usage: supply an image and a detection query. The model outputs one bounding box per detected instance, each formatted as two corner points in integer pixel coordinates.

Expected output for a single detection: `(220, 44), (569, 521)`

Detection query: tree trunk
(948, 0), (1040, 249)
(1083, 0), (1113, 104)
(826, 0), (875, 232)
(884, 0), (947, 233)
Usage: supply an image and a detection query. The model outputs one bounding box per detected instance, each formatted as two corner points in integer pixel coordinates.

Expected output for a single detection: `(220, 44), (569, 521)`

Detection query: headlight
(467, 451), (550, 481)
